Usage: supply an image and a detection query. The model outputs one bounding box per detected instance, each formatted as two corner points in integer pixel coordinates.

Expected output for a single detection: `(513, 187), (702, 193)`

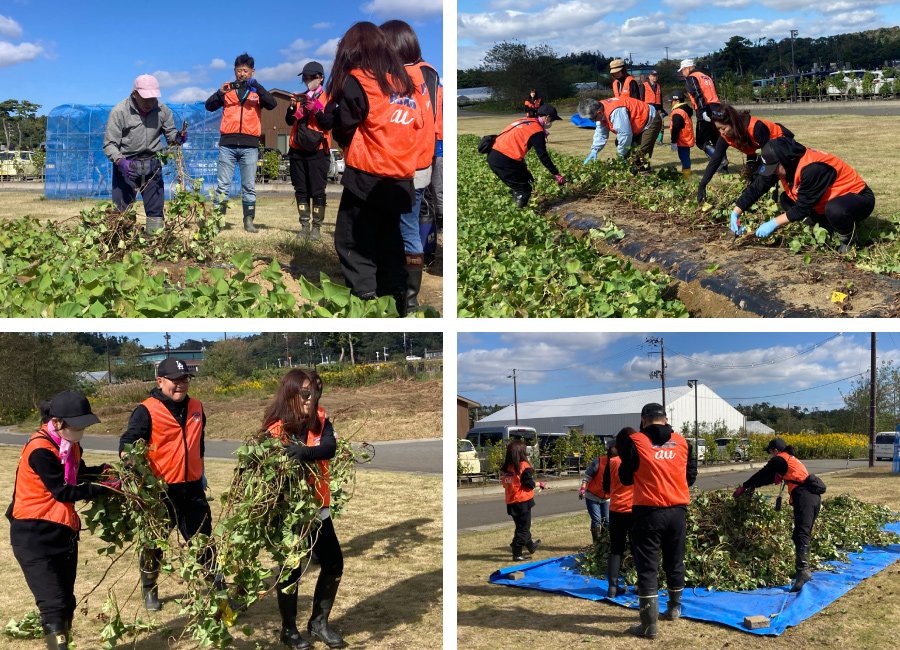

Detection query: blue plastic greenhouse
(45, 103), (242, 200)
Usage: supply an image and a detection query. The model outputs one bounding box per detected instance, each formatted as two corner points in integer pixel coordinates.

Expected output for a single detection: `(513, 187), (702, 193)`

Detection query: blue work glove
(116, 158), (135, 181)
(755, 218), (779, 238)
(670, 143), (677, 152)
(245, 78), (257, 92)
(729, 209), (746, 235)
(583, 149), (598, 165)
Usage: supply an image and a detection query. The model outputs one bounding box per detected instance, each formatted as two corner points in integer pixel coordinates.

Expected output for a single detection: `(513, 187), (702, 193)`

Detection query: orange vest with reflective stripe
(670, 105), (695, 147)
(600, 97), (651, 136)
(630, 430), (690, 507)
(721, 116), (784, 154)
(10, 430), (81, 530)
(643, 81), (662, 105)
(220, 86), (263, 137)
(502, 460), (534, 504)
(144, 396), (204, 484)
(780, 148), (867, 214)
(344, 69), (422, 180)
(776, 451), (809, 503)
(267, 407), (332, 508)
(687, 71), (719, 109)
(435, 83), (444, 141)
(407, 61), (438, 170)
(613, 75), (637, 99)
(608, 455), (634, 513)
(289, 89), (332, 152)
(586, 456), (610, 499)
(492, 119), (545, 161)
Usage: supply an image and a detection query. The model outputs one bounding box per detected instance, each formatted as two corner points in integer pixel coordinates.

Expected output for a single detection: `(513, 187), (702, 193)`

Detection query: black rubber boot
(404, 254), (424, 314)
(791, 547), (812, 592)
(278, 590), (312, 649)
(590, 525), (602, 545)
(311, 203), (326, 241)
(511, 544), (527, 561)
(296, 198), (311, 238)
(628, 594), (659, 639)
(242, 203), (258, 233)
(837, 229), (856, 254)
(526, 538), (541, 555)
(140, 548), (162, 612)
(42, 622), (70, 650)
(308, 573), (346, 648)
(513, 191), (530, 208)
(661, 588), (683, 620)
(606, 553), (624, 598)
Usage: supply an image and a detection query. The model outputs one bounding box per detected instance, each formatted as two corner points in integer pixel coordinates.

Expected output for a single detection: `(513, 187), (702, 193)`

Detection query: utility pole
(348, 333), (355, 365)
(646, 337), (667, 409)
(105, 335), (113, 385)
(870, 332), (876, 467)
(283, 334), (290, 367)
(687, 380), (699, 458)
(164, 332), (171, 356)
(508, 369), (519, 425)
(790, 29), (798, 75)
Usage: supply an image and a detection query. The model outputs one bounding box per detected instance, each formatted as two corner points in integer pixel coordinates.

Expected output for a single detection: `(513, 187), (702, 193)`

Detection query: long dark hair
(379, 19), (423, 65)
(710, 103), (752, 151)
(615, 427), (636, 452)
(326, 21), (415, 102)
(503, 438), (529, 474)
(261, 368), (324, 439)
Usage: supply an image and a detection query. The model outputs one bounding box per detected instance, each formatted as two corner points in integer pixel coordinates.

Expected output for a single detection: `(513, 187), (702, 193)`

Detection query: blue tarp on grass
(570, 114), (596, 129)
(489, 522), (900, 636)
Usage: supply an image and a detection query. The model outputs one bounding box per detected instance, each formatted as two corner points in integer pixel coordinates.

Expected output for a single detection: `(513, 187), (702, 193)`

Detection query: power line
(720, 372), (866, 400)
(668, 333), (842, 369)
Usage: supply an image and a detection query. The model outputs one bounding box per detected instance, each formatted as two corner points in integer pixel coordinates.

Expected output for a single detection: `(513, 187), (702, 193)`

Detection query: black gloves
(285, 444), (312, 464)
(696, 183), (707, 205)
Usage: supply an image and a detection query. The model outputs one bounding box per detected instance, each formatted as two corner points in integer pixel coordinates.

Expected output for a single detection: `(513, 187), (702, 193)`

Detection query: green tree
(201, 339), (254, 385)
(841, 360), (900, 432)
(481, 41), (573, 104)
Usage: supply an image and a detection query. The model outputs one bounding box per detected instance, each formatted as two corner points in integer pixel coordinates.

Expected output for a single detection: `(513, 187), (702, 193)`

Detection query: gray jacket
(103, 95), (178, 162)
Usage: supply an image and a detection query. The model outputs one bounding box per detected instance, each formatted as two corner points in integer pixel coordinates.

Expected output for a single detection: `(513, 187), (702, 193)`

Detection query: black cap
(670, 92), (685, 102)
(649, 70), (658, 75)
(641, 403), (667, 419)
(48, 390), (100, 429)
(157, 357), (195, 380)
(758, 137), (806, 177)
(536, 104), (561, 121)
(766, 437), (787, 452)
(300, 61), (325, 78)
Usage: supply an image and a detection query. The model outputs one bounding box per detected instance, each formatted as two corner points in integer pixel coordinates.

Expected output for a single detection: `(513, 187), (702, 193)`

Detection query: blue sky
(458, 0), (900, 70)
(0, 0), (442, 114)
(458, 332), (900, 411)
(107, 333), (259, 349)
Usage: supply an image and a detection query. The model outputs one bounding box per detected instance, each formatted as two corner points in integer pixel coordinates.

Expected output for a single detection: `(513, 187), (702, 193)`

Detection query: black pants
(791, 487), (821, 560)
(111, 156), (165, 217)
(277, 516), (344, 590)
(695, 116), (719, 152)
(635, 112), (663, 164)
(333, 189), (407, 306)
(289, 152), (329, 206)
(609, 510), (632, 555)
(631, 505), (687, 595)
(145, 481), (215, 577)
(487, 150), (533, 199)
(779, 185), (875, 236)
(12, 538), (78, 628)
(507, 500), (534, 547)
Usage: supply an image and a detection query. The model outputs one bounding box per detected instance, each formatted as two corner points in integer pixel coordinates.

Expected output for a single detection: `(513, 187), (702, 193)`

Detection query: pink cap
(133, 74), (161, 99)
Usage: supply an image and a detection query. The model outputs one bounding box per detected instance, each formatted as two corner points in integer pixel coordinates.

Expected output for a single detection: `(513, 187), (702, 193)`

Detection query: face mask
(60, 427), (85, 443)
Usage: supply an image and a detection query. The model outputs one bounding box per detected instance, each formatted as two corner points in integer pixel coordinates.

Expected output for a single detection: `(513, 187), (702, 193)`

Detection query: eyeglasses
(166, 376), (191, 384)
(297, 389), (313, 401)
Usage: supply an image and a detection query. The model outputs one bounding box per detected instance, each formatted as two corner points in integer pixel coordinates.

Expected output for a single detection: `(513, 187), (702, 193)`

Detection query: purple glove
(538, 482), (547, 490)
(733, 486), (748, 498)
(116, 158), (134, 180)
(773, 473), (783, 485)
(554, 174), (566, 186)
(304, 96), (324, 113)
(175, 132), (188, 145)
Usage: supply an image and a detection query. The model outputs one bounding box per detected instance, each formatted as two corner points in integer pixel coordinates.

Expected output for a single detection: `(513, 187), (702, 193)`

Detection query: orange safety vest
(630, 430), (690, 508)
(776, 451), (809, 504)
(585, 456), (610, 499)
(780, 148), (867, 214)
(670, 105), (695, 147)
(599, 97), (651, 136)
(10, 430), (81, 531)
(613, 75), (637, 99)
(289, 89), (332, 153)
(220, 86), (263, 137)
(343, 68), (422, 180)
(608, 455), (633, 514)
(721, 116), (785, 155)
(267, 407), (332, 508)
(524, 97), (542, 112)
(643, 81), (662, 105)
(435, 83), (444, 142)
(492, 119), (545, 161)
(687, 71), (720, 110)
(502, 460), (535, 505)
(407, 61), (438, 170)
(144, 396), (204, 485)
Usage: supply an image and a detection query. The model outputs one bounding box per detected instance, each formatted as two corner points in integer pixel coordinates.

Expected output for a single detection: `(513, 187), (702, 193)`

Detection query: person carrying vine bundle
(486, 104), (566, 209)
(7, 391), (115, 650)
(119, 357), (215, 613)
(695, 103), (793, 206)
(501, 438), (546, 561)
(103, 74), (186, 235)
(730, 136), (874, 252)
(263, 368), (345, 650)
(325, 21), (424, 316)
(580, 442), (611, 544)
(618, 403), (697, 639)
(602, 428), (635, 598)
(734, 437), (825, 592)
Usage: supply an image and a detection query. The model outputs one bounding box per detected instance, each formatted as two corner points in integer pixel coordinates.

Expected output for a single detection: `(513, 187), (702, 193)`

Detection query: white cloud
(826, 10), (879, 25)
(280, 39), (313, 58)
(209, 58), (227, 70)
(151, 70), (194, 87)
(361, 0), (443, 17)
(459, 3), (611, 42)
(621, 15), (668, 37)
(0, 15), (23, 38)
(315, 38), (341, 58)
(313, 22), (333, 29)
(0, 40), (42, 67)
(168, 86), (214, 102)
(663, 0), (752, 8)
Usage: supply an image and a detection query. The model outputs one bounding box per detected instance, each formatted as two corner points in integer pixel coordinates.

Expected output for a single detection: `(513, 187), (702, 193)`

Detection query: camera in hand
(228, 80), (247, 91)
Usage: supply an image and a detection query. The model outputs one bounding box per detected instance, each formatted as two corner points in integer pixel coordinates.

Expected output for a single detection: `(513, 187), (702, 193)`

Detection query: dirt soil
(554, 196), (900, 318)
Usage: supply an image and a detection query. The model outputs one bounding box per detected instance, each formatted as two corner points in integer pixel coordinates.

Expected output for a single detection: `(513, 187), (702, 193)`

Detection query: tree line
(0, 99), (45, 151)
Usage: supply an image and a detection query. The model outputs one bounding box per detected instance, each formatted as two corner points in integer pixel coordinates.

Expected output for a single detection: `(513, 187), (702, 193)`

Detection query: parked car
(695, 438), (706, 461)
(874, 432), (899, 461)
(328, 148), (344, 182)
(715, 437), (750, 462)
(457, 439), (481, 474)
(0, 150), (39, 179)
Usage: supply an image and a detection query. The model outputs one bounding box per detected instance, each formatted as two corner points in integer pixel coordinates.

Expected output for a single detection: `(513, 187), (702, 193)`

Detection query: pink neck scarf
(45, 420), (78, 486)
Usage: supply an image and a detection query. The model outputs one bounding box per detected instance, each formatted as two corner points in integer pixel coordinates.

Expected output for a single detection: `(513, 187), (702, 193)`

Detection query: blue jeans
(215, 145), (258, 207)
(585, 498), (610, 528)
(399, 186), (426, 255)
(677, 146), (692, 169)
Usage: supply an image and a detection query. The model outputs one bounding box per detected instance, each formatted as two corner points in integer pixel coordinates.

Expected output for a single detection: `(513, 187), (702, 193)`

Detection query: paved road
(458, 458), (885, 530)
(0, 429), (440, 475)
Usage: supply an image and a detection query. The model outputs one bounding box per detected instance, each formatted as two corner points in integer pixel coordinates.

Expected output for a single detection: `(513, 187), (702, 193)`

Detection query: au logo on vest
(654, 449), (676, 460)
(389, 93), (418, 126)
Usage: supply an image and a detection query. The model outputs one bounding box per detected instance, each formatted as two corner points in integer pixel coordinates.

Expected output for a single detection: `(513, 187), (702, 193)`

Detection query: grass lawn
(457, 467), (900, 650)
(0, 448), (442, 649)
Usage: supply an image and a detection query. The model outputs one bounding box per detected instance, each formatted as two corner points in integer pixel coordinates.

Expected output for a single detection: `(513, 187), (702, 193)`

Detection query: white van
(874, 432), (899, 461)
(457, 439), (482, 474)
(465, 425), (537, 448)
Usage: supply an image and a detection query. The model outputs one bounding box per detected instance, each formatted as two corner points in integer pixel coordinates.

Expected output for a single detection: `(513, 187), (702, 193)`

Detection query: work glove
(116, 158), (135, 181)
(554, 174), (566, 186)
(579, 486), (586, 500)
(538, 482), (547, 490)
(285, 444), (312, 464)
(696, 183), (707, 205)
(670, 143), (678, 152)
(755, 218), (779, 238)
(175, 131), (188, 145)
(733, 485), (750, 498)
(773, 473), (783, 485)
(245, 78), (257, 92)
(583, 149), (598, 165)
(730, 209), (746, 235)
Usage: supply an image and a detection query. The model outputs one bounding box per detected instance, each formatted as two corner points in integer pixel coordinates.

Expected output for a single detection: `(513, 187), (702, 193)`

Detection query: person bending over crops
(119, 358), (215, 612)
(580, 441), (612, 543)
(619, 404), (697, 639)
(730, 136), (875, 252)
(501, 438), (546, 561)
(263, 369), (345, 650)
(579, 96), (663, 173)
(487, 104), (566, 209)
(602, 428), (635, 598)
(696, 103), (794, 206)
(8, 391), (114, 650)
(734, 437), (825, 592)
(326, 21), (424, 316)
